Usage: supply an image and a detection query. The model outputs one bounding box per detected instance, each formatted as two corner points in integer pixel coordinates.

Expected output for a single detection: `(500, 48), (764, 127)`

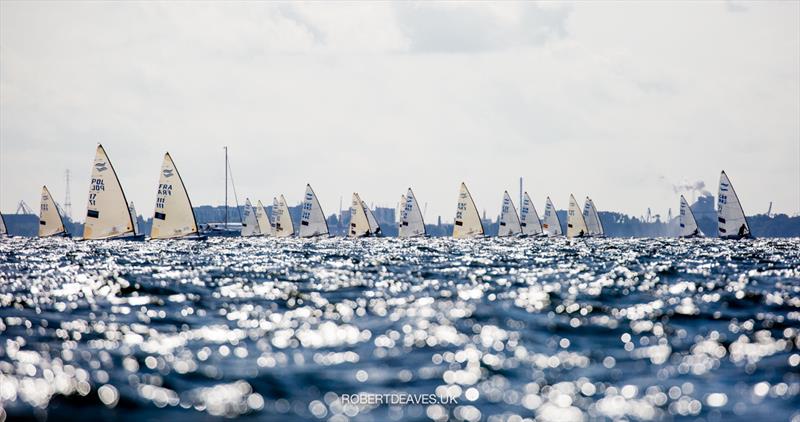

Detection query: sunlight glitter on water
(0, 236), (798, 421)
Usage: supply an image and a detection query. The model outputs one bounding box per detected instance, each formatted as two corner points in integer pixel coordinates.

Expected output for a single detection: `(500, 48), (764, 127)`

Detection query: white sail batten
(83, 144), (136, 239)
(349, 193), (371, 237)
(129, 201), (140, 236)
(255, 200), (271, 237)
(519, 192), (543, 235)
(567, 194), (589, 238)
(583, 197), (604, 236)
(400, 188), (426, 238)
(542, 197), (563, 236)
(363, 200), (381, 235)
(272, 195), (295, 237)
(150, 153), (200, 239)
(241, 198), (260, 237)
(39, 185), (67, 237)
(717, 171), (751, 239)
(453, 182), (484, 238)
(498, 191), (522, 236)
(679, 195), (703, 238)
(299, 184), (329, 238)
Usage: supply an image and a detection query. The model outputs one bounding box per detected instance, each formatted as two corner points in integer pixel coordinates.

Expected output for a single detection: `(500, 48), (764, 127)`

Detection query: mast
(224, 146), (228, 229)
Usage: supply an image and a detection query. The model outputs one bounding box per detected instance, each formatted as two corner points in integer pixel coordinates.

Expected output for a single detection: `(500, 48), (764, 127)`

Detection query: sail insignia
(272, 195), (295, 237)
(717, 171), (751, 239)
(583, 197), (604, 237)
(678, 195), (704, 238)
(567, 194), (589, 238)
(542, 197), (563, 236)
(39, 185), (67, 237)
(255, 200), (271, 237)
(349, 193), (371, 237)
(519, 192), (543, 235)
(241, 198), (260, 237)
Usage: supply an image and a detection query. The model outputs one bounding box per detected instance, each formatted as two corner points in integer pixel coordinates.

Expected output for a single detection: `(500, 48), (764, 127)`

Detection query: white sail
(150, 153), (200, 239)
(241, 198), (260, 237)
(83, 144), (136, 239)
(349, 193), (371, 237)
(717, 171), (751, 239)
(400, 188), (426, 238)
(39, 185), (67, 237)
(129, 201), (140, 236)
(679, 195), (703, 238)
(299, 184), (329, 238)
(583, 197), (604, 237)
(396, 195), (406, 224)
(567, 194), (589, 238)
(498, 191), (522, 236)
(363, 200), (381, 235)
(542, 197), (562, 236)
(519, 192), (543, 235)
(453, 182), (484, 238)
(272, 195), (295, 237)
(255, 200), (271, 237)
(0, 212), (6, 235)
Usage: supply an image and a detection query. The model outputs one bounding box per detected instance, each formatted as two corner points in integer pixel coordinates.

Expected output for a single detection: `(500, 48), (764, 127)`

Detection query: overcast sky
(1, 1), (798, 221)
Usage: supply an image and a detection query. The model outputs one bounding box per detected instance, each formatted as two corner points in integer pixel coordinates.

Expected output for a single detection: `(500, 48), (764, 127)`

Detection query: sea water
(0, 237), (798, 421)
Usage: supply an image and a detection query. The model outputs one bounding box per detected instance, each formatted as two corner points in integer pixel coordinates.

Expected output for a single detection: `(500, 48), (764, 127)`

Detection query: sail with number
(0, 212), (6, 236)
(299, 184), (329, 238)
(400, 188), (426, 238)
(39, 185), (67, 237)
(498, 191), (522, 236)
(129, 202), (140, 236)
(519, 192), (543, 235)
(396, 195), (406, 225)
(583, 197), (604, 237)
(255, 200), (271, 237)
(83, 144), (137, 239)
(717, 171), (751, 239)
(679, 195), (703, 238)
(363, 200), (382, 235)
(453, 182), (483, 238)
(241, 198), (260, 237)
(272, 195), (295, 237)
(542, 197), (562, 236)
(349, 193), (371, 237)
(567, 194), (589, 238)
(150, 153), (201, 239)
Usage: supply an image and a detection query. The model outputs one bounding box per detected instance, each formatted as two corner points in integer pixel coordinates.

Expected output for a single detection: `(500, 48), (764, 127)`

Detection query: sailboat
(363, 200), (382, 236)
(272, 195), (295, 237)
(717, 171), (752, 239)
(542, 197), (563, 236)
(349, 193), (371, 237)
(39, 185), (69, 237)
(453, 182), (484, 238)
(129, 201), (140, 236)
(241, 198), (261, 237)
(83, 144), (142, 240)
(583, 197), (605, 237)
(498, 191), (522, 236)
(299, 184), (329, 238)
(255, 200), (271, 237)
(0, 211), (6, 236)
(399, 188), (426, 238)
(150, 152), (204, 240)
(678, 195), (704, 238)
(519, 192), (543, 236)
(566, 194), (589, 238)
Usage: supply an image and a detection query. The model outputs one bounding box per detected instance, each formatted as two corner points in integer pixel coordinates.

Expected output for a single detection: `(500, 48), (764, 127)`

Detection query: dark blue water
(0, 237), (798, 421)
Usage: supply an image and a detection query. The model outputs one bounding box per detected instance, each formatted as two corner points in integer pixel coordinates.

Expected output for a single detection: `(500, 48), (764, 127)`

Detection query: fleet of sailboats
(1, 146), (761, 241)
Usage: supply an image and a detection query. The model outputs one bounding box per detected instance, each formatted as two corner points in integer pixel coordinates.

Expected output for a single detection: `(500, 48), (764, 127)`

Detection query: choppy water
(0, 237), (799, 421)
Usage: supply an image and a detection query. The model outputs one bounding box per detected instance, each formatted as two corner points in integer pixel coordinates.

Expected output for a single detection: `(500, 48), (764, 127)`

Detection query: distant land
(3, 194), (799, 238)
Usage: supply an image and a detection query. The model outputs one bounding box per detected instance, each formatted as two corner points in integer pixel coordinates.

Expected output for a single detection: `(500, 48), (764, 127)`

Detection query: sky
(1, 1), (798, 222)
